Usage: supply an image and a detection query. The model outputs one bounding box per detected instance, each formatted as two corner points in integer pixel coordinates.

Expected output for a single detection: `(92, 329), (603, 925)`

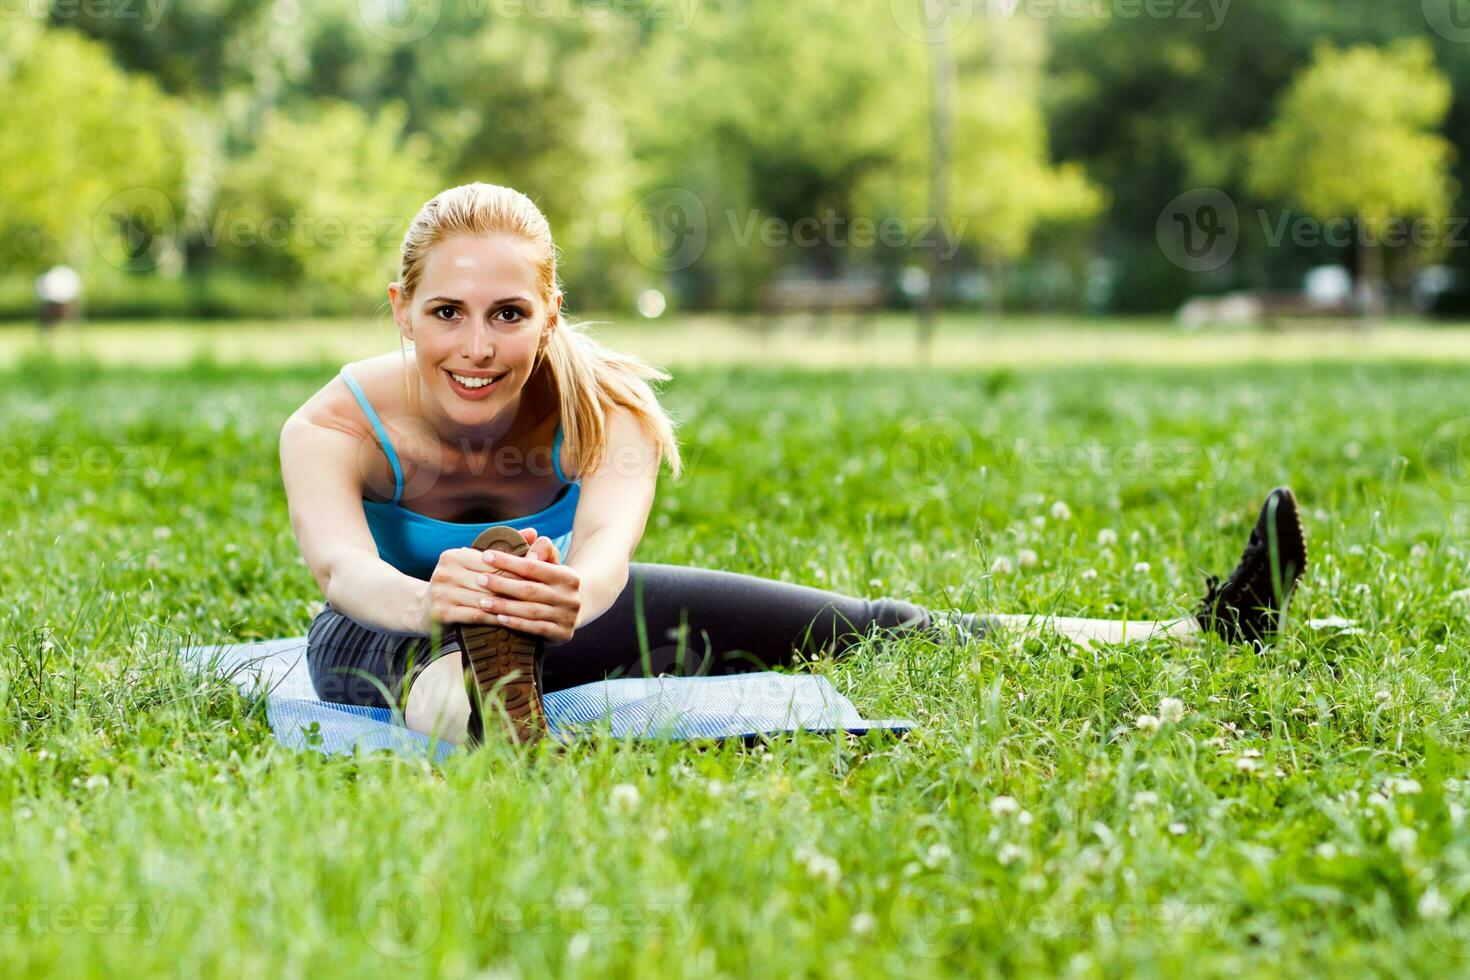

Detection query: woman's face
(389, 233), (559, 431)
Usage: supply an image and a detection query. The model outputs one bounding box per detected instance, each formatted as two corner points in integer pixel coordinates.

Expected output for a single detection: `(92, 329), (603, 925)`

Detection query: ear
(389, 282), (414, 342)
(539, 291), (563, 356)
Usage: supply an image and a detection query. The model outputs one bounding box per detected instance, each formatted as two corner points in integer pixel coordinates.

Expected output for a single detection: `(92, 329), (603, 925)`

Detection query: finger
(529, 536), (561, 565)
(433, 588), (507, 625)
(476, 596), (564, 623)
(519, 527), (538, 547)
(491, 612), (569, 642)
(474, 573), (555, 603)
(482, 549), (576, 584)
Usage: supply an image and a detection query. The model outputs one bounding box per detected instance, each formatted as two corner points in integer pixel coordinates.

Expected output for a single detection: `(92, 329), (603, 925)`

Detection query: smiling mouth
(446, 370), (507, 390)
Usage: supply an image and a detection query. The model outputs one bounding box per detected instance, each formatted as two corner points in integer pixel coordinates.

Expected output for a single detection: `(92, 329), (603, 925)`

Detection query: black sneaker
(1196, 487), (1308, 647)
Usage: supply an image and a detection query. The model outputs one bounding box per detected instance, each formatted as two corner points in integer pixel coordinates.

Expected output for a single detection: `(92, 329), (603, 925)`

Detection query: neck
(410, 361), (548, 453)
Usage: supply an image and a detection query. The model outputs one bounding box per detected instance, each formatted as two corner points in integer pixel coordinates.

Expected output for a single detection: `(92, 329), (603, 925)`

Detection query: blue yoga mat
(183, 637), (915, 760)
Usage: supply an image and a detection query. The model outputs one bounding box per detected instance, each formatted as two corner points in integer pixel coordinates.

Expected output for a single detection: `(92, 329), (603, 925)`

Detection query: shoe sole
(1266, 486), (1308, 603)
(453, 526), (548, 746)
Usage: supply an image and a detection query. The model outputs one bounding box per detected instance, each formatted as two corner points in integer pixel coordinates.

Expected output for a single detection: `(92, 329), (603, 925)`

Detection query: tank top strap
(552, 423), (570, 485)
(338, 366), (404, 505)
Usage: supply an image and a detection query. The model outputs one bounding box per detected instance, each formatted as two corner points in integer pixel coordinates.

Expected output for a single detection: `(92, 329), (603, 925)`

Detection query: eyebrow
(422, 295), (533, 307)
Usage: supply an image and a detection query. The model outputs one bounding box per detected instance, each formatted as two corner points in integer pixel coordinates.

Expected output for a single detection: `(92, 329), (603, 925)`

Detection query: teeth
(450, 372), (501, 389)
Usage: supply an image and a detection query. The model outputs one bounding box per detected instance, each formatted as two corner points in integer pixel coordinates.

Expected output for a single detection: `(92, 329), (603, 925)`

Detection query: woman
(280, 182), (1308, 746)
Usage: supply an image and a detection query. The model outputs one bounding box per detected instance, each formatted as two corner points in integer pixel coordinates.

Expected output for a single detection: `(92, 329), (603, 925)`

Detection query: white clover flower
(1235, 757), (1258, 773)
(1135, 715), (1161, 733)
(1097, 528), (1119, 546)
(1018, 549), (1039, 570)
(1388, 827), (1418, 856)
(1017, 810), (1033, 826)
(989, 795), (1020, 817)
(990, 556), (1014, 576)
(1410, 543), (1430, 561)
(1031, 515), (1047, 529)
(608, 783), (641, 814)
(1168, 822), (1187, 836)
(1079, 568), (1098, 581)
(803, 851), (842, 886)
(706, 779), (726, 799)
(1132, 791), (1159, 808)
(1133, 562), (1151, 575)
(1050, 501), (1072, 521)
(84, 774), (108, 791)
(1159, 698), (1185, 724)
(1316, 843), (1338, 860)
(924, 843), (953, 867)
(850, 912), (878, 936)
(1419, 886), (1451, 920)
(1374, 691), (1391, 703)
(1387, 778), (1422, 796)
(997, 843), (1026, 866)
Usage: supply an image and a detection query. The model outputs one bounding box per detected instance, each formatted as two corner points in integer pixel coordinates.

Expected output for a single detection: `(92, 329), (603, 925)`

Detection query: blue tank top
(339, 366), (580, 581)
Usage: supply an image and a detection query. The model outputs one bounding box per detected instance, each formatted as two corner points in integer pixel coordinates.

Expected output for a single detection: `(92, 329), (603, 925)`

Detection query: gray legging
(307, 562), (989, 708)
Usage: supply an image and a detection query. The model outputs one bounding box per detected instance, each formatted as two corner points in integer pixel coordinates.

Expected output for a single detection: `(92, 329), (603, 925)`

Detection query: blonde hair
(395, 182), (682, 481)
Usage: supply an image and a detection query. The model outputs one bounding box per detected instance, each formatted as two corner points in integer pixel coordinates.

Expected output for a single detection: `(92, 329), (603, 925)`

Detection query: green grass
(2, 339), (1470, 976)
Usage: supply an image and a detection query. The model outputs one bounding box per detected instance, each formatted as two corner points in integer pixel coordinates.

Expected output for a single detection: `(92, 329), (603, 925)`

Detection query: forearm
(322, 551), (430, 636)
(564, 527), (633, 630)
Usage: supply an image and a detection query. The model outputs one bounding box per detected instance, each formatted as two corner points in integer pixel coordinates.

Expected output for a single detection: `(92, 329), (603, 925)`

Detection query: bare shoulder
(286, 351), (409, 439)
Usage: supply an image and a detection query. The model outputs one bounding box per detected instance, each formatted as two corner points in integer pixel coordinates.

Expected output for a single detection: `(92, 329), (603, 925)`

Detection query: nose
(465, 319), (494, 361)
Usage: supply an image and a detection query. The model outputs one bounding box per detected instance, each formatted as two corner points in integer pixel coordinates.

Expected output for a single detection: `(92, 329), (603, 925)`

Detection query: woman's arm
(278, 410), (430, 635)
(481, 405), (662, 642)
(562, 406), (661, 626)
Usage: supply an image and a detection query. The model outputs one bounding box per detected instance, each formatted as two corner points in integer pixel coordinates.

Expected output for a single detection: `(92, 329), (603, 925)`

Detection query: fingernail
(484, 552), (498, 564)
(477, 575), (489, 587)
(481, 598), (495, 610)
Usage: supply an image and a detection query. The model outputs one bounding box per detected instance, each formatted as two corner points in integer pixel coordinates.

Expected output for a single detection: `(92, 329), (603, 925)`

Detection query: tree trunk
(1356, 228), (1386, 322)
(918, 0), (955, 360)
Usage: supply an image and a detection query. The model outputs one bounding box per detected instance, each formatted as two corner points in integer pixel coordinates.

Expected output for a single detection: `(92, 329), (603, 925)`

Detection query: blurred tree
(1046, 0), (1445, 311)
(0, 19), (190, 276)
(1249, 39), (1455, 316)
(209, 101), (437, 311)
(633, 0), (1100, 311)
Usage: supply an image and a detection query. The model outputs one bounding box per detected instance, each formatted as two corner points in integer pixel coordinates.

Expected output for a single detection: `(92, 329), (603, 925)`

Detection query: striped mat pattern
(183, 637), (915, 759)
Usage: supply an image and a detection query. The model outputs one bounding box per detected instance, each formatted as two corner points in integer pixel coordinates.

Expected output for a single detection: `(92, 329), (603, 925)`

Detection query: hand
(422, 542), (515, 632)
(473, 527), (582, 645)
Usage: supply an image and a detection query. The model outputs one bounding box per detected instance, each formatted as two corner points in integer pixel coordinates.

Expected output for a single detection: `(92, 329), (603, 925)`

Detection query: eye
(494, 307), (528, 323)
(433, 305), (460, 321)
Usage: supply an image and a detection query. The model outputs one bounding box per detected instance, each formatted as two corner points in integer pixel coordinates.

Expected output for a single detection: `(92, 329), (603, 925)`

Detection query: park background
(5, 0), (1470, 326)
(5, 2), (1470, 978)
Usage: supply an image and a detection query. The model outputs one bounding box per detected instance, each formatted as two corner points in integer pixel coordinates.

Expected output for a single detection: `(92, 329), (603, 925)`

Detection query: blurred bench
(1255, 290), (1360, 329)
(1177, 290), (1363, 332)
(756, 276), (883, 334)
